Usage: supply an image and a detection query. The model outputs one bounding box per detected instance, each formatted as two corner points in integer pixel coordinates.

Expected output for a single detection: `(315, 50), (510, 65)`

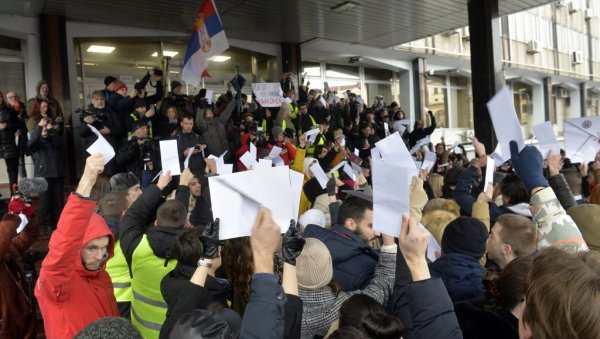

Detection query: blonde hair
(428, 173), (444, 198)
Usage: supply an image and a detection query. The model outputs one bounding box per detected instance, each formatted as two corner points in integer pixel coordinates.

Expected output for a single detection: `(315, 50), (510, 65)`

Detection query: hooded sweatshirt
(35, 194), (118, 338)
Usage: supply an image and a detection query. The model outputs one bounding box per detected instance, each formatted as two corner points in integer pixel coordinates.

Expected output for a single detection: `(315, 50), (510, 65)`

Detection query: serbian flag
(182, 0), (228, 85)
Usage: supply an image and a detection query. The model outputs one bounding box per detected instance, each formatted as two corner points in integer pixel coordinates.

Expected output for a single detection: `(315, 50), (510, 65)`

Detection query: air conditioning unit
(568, 1), (578, 13)
(527, 40), (541, 54)
(572, 51), (583, 64)
(585, 8), (594, 20)
(557, 88), (569, 98)
(461, 27), (470, 40)
(556, 0), (566, 8)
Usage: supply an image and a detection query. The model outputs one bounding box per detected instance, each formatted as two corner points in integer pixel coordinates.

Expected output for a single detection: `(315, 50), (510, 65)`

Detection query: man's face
(436, 144), (444, 155)
(91, 95), (105, 109)
(117, 87), (127, 97)
(127, 184), (142, 204)
(299, 105), (307, 115)
(133, 126), (148, 139)
(6, 92), (17, 106)
(107, 81), (117, 91)
(244, 116), (254, 124)
(39, 84), (49, 98)
(204, 108), (214, 119)
(361, 126), (372, 137)
(487, 222), (508, 268)
(173, 86), (182, 94)
(181, 118), (194, 133)
(189, 177), (201, 197)
(354, 209), (378, 243)
(135, 106), (147, 115)
(80, 236), (109, 271)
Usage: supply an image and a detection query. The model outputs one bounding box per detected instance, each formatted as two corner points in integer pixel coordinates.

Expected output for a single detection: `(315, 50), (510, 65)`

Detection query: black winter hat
(441, 217), (488, 259)
(110, 172), (140, 192)
(104, 76), (117, 87)
(171, 80), (182, 90)
(74, 317), (142, 339)
(0, 109), (8, 123)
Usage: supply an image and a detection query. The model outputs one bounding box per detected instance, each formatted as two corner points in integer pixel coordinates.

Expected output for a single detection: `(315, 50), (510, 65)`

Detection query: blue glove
(509, 141), (548, 192)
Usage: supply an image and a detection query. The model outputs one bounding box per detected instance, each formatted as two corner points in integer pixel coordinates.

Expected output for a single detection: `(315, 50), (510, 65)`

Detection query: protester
(0, 195), (38, 338)
(35, 154), (119, 338)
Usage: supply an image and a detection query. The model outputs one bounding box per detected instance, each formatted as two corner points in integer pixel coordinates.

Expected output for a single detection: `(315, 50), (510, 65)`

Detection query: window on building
(325, 64), (360, 94)
(427, 75), (448, 128)
(588, 89), (600, 116)
(507, 80), (533, 125)
(364, 67), (395, 107)
(0, 35), (25, 98)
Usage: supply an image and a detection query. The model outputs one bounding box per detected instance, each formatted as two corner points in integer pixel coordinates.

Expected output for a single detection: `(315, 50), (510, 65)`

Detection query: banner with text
(252, 82), (284, 107)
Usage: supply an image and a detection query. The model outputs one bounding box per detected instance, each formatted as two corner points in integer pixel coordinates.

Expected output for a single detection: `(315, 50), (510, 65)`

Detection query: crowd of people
(1, 69), (600, 339)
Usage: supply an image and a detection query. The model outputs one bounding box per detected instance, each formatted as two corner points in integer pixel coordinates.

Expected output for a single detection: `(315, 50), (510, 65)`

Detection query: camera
(77, 108), (103, 123)
(244, 121), (259, 134)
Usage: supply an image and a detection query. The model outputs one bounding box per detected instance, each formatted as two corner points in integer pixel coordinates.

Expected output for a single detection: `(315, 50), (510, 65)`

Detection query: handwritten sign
(252, 83), (284, 107)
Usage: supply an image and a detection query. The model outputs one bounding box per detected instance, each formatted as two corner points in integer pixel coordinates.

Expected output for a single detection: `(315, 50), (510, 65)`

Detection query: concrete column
(467, 0), (504, 154)
(580, 82), (588, 117)
(400, 69), (415, 124)
(543, 77), (555, 122)
(412, 58), (427, 122)
(569, 86), (582, 118)
(281, 43), (302, 87)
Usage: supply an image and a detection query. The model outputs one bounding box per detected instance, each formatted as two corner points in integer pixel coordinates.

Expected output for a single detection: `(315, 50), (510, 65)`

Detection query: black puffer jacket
(0, 120), (19, 159)
(28, 125), (62, 178)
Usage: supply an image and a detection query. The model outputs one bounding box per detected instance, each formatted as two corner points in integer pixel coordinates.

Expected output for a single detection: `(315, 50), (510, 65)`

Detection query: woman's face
(40, 101), (48, 114)
(167, 107), (177, 119)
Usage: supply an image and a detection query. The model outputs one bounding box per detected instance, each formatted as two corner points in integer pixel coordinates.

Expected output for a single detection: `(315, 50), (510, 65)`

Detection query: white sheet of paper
(85, 124), (115, 164)
(324, 81), (329, 91)
(563, 116), (600, 163)
(209, 166), (293, 239)
(351, 162), (363, 175)
(371, 155), (414, 238)
(398, 119), (411, 126)
(441, 128), (445, 139)
(250, 142), (257, 160)
(205, 89), (214, 104)
(16, 214), (28, 234)
(414, 160), (423, 169)
(159, 140), (182, 175)
(342, 163), (356, 181)
(283, 97), (292, 104)
(256, 159), (273, 169)
(290, 169), (304, 219)
(183, 147), (195, 169)
(422, 225), (442, 262)
(371, 133), (418, 237)
(328, 161), (346, 175)
(491, 144), (505, 166)
(409, 136), (431, 155)
(354, 148), (360, 157)
(240, 151), (256, 170)
(394, 121), (406, 135)
(384, 122), (389, 135)
(269, 146), (283, 159)
(486, 86), (525, 160)
(532, 121), (560, 158)
(305, 128), (320, 137)
(356, 96), (364, 105)
(310, 162), (329, 189)
(220, 164), (233, 175)
(272, 156), (285, 167)
(319, 96), (327, 107)
(371, 146), (382, 159)
(484, 156), (495, 188)
(421, 151), (437, 170)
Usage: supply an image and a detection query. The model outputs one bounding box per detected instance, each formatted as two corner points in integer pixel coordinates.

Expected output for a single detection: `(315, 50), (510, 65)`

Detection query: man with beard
(302, 196), (379, 292)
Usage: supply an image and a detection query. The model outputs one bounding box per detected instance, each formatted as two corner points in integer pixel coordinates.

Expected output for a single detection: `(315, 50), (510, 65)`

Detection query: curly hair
(222, 237), (254, 316)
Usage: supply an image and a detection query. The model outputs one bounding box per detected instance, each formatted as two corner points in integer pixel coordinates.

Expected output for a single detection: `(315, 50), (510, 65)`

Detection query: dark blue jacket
(241, 273), (287, 339)
(303, 224), (378, 292)
(429, 253), (484, 303)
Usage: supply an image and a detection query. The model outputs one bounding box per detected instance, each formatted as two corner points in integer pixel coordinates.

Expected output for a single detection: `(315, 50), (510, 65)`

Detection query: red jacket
(35, 194), (118, 338)
(0, 214), (39, 339)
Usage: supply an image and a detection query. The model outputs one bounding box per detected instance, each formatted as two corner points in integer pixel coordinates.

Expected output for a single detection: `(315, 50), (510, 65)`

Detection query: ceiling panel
(35, 0), (556, 48)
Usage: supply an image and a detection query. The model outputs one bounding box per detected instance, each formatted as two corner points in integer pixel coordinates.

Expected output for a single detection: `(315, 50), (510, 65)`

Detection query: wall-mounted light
(209, 55), (231, 62)
(152, 51), (179, 57)
(331, 1), (360, 13)
(87, 45), (115, 54)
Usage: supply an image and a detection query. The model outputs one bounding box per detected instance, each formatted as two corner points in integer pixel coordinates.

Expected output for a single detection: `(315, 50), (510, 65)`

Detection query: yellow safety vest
(130, 235), (178, 339)
(105, 239), (132, 303)
(289, 103), (298, 120)
(306, 133), (325, 156)
(298, 115), (317, 135)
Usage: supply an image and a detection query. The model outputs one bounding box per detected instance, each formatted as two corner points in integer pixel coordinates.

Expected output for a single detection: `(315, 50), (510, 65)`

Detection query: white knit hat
(296, 238), (333, 289)
(299, 209), (326, 228)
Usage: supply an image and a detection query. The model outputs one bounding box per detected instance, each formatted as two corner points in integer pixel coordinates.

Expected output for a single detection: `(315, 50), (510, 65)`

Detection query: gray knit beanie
(110, 172), (140, 192)
(296, 238), (333, 289)
(74, 317), (142, 339)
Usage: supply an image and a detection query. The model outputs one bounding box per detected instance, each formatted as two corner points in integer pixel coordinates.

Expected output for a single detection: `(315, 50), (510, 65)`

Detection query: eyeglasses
(6, 96), (16, 99)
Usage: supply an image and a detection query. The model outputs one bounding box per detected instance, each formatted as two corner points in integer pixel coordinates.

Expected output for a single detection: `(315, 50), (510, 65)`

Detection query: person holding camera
(116, 122), (160, 185)
(28, 117), (63, 232)
(175, 115), (207, 176)
(80, 90), (125, 174)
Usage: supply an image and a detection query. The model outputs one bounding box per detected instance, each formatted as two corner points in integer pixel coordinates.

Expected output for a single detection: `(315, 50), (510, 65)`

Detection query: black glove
(201, 219), (220, 259)
(326, 177), (337, 196)
(280, 220), (305, 265)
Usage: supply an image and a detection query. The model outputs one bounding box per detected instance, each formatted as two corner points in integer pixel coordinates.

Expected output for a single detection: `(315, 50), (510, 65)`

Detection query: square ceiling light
(209, 55), (231, 62)
(152, 51), (179, 57)
(87, 45), (115, 54)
